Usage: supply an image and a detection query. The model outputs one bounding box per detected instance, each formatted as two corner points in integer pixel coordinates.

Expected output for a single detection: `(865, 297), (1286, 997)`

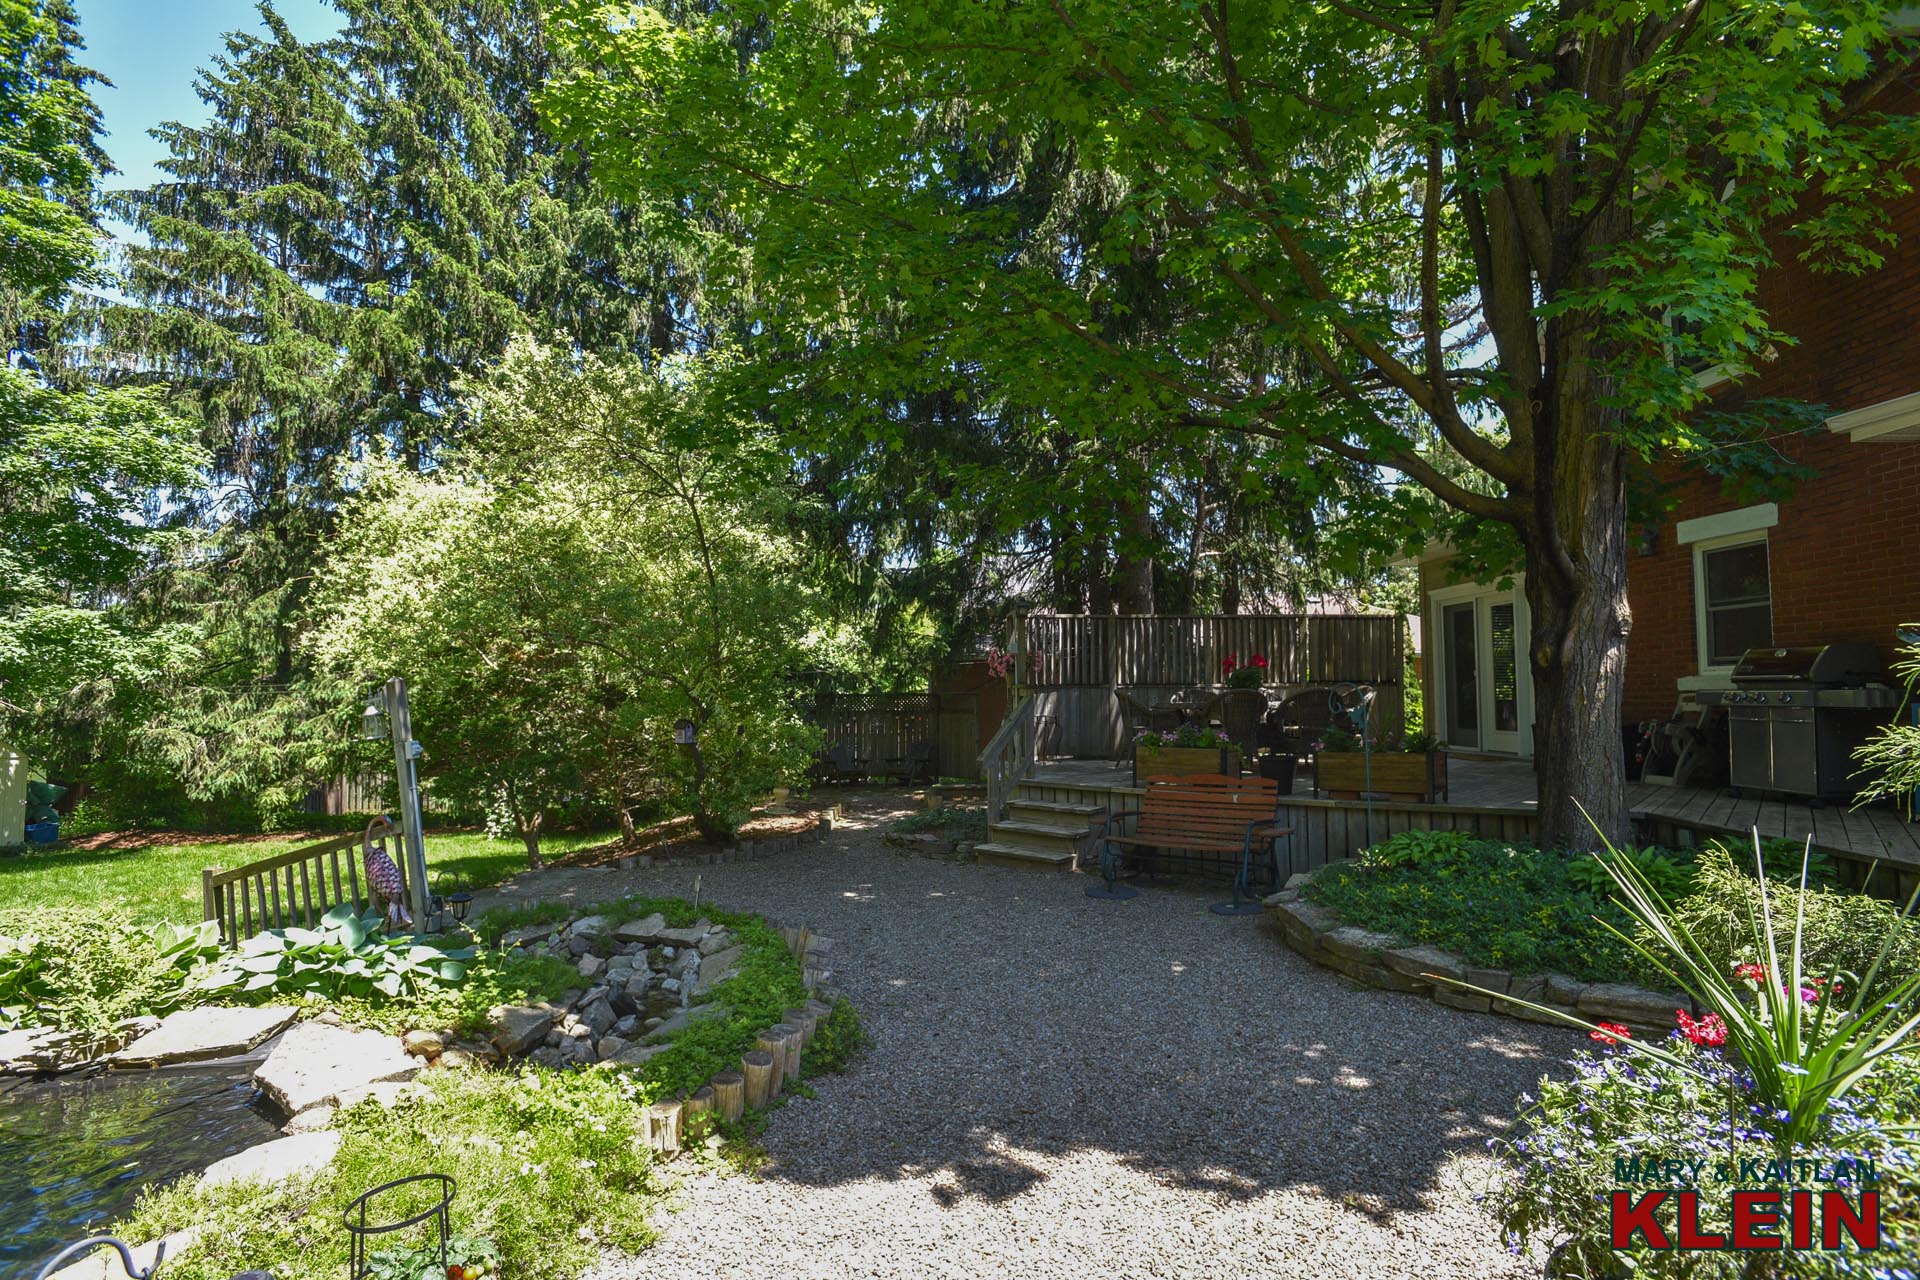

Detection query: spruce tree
(100, 1), (695, 813)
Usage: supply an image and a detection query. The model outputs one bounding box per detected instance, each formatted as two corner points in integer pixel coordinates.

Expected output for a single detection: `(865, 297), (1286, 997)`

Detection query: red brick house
(1410, 195), (1920, 765)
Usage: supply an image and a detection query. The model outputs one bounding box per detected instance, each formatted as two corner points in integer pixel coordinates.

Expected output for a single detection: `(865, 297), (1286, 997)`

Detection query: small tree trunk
(518, 809), (545, 869)
(617, 804), (638, 847)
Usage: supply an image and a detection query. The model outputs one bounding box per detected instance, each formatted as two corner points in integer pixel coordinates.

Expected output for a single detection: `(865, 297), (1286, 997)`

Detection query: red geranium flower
(1222, 654), (1238, 673)
(1250, 653), (1269, 669)
(1676, 1009), (1728, 1048)
(1590, 1022), (1632, 1046)
(1734, 962), (1767, 984)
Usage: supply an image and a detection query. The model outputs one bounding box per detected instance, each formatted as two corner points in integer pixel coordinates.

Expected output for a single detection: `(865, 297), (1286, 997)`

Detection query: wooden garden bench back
(1124, 773), (1287, 853)
(1095, 774), (1294, 903)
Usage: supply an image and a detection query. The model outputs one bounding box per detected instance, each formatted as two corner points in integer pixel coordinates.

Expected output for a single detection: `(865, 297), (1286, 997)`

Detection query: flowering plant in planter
(1134, 724), (1233, 753)
(1221, 652), (1268, 689)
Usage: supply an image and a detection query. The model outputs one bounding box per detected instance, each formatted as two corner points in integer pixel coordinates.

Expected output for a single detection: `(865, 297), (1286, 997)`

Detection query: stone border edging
(1263, 870), (1696, 1039)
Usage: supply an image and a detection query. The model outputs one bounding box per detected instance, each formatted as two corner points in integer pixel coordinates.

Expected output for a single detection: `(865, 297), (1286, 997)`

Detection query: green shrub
(1748, 835), (1839, 890)
(1662, 843), (1920, 1006)
(802, 997), (865, 1076)
(1306, 841), (1643, 981)
(118, 1066), (662, 1280)
(0, 908), (217, 1036)
(1492, 832), (1920, 1274)
(199, 905), (475, 1004)
(1563, 844), (1697, 904)
(1358, 828), (1470, 869)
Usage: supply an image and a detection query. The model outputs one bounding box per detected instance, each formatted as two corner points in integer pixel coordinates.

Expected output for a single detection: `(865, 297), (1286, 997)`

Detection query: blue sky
(75, 0), (341, 190)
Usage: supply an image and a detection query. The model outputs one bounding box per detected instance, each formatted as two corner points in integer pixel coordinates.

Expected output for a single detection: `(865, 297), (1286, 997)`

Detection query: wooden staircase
(973, 796), (1106, 871)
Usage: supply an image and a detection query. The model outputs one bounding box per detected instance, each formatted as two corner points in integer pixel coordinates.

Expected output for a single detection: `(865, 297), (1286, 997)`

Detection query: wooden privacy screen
(1018, 613), (1403, 688)
(201, 829), (412, 945)
(810, 693), (930, 765)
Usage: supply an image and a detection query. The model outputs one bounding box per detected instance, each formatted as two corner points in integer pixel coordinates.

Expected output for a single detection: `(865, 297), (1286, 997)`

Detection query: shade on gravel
(475, 791), (1580, 1280)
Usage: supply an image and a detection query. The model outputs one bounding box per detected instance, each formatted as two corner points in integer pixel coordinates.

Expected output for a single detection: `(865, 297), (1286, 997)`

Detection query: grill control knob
(1778, 693), (1793, 704)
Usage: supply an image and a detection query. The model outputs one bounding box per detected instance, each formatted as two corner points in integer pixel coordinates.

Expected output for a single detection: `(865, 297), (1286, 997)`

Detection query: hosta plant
(202, 904), (473, 1003)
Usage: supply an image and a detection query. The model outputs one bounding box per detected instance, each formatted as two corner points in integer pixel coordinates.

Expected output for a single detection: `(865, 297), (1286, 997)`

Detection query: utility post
(382, 677), (431, 929)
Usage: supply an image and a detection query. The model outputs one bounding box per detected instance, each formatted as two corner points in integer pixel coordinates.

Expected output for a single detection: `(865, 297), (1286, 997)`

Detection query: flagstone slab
(253, 1020), (416, 1117)
(202, 1131), (342, 1187)
(110, 1006), (299, 1067)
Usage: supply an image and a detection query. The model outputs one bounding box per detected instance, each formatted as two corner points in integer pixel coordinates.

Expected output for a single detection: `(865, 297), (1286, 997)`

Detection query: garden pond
(1, 1054), (283, 1276)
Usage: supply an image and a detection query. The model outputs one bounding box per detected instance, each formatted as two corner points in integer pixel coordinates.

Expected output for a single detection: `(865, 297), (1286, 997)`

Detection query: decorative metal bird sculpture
(363, 816), (413, 931)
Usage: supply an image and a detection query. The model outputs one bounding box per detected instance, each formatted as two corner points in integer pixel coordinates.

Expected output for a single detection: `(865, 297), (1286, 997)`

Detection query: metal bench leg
(1209, 833), (1266, 916)
(1087, 835), (1139, 901)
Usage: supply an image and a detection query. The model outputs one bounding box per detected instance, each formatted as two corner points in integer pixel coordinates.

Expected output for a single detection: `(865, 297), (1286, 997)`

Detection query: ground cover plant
(1303, 832), (1644, 980)
(198, 905), (476, 1004)
(116, 1067), (663, 1280)
(1305, 830), (1894, 989)
(889, 806), (988, 844)
(0, 908), (219, 1036)
(0, 828), (617, 926)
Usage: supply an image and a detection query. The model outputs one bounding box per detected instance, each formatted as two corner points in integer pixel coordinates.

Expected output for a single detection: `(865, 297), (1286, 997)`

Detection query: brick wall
(1414, 189), (1920, 731)
(1620, 191), (1920, 722)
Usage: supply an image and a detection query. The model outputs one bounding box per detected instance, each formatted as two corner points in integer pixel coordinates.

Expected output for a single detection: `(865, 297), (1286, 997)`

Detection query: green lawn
(0, 828), (617, 926)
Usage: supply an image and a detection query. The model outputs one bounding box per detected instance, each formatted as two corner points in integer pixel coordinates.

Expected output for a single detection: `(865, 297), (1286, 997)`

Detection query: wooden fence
(201, 828), (413, 945)
(1015, 613), (1406, 758)
(808, 692), (980, 780)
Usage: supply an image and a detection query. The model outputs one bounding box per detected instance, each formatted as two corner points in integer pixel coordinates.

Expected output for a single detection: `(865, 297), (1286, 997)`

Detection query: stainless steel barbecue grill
(1695, 644), (1900, 802)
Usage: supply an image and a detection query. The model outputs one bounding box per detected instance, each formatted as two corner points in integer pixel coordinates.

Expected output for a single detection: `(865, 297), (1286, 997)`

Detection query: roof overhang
(1388, 541), (1456, 569)
(1827, 391), (1920, 443)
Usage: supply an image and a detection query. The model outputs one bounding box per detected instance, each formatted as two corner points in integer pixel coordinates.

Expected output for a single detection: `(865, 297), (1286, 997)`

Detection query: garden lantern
(361, 694), (385, 741)
(432, 871), (473, 926)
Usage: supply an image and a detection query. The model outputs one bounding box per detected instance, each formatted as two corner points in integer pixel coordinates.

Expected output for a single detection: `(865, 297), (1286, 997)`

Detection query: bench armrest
(1096, 809), (1143, 838)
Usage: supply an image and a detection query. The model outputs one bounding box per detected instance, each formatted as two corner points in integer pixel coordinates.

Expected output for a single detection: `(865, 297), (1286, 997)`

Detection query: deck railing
(201, 826), (412, 946)
(980, 694), (1038, 822)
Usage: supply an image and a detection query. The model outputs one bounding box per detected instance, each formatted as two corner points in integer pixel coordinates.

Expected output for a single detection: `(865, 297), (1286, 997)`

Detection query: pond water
(0, 1056), (284, 1276)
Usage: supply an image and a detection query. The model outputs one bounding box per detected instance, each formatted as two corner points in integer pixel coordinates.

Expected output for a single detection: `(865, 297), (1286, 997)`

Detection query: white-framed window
(1691, 533), (1772, 671)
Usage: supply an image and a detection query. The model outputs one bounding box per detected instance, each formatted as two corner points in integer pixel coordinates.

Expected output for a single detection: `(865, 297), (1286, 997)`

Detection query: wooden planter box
(1313, 750), (1448, 803)
(1134, 745), (1242, 785)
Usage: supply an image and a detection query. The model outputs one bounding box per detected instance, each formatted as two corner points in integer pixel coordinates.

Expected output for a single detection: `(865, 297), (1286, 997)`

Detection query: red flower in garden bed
(1676, 1009), (1729, 1048)
(1590, 1022), (1632, 1046)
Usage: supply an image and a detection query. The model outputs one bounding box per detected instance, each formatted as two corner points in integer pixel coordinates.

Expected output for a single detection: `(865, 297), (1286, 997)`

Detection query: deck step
(972, 841), (1076, 871)
(985, 820), (1088, 852)
(1006, 798), (1107, 821)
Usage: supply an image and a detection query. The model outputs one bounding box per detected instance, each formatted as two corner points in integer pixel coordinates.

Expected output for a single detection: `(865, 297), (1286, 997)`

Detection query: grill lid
(1729, 643), (1886, 687)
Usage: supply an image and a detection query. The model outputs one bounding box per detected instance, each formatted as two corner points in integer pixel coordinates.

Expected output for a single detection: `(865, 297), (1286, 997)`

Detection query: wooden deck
(1021, 754), (1920, 875)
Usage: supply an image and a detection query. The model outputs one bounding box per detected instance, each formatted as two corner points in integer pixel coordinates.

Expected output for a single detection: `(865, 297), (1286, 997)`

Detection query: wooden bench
(1093, 773), (1293, 905)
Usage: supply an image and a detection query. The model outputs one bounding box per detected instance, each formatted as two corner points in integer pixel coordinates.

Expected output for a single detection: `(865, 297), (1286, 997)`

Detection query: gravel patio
(476, 791), (1582, 1280)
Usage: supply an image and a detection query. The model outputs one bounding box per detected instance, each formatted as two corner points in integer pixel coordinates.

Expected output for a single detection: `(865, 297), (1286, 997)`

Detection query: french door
(1432, 583), (1531, 757)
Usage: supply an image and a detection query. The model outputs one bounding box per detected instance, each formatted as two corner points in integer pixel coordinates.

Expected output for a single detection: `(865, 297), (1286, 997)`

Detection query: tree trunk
(1112, 489), (1155, 614)
(1087, 533), (1113, 615)
(517, 809), (545, 869)
(1525, 356), (1633, 851)
(618, 804), (638, 846)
